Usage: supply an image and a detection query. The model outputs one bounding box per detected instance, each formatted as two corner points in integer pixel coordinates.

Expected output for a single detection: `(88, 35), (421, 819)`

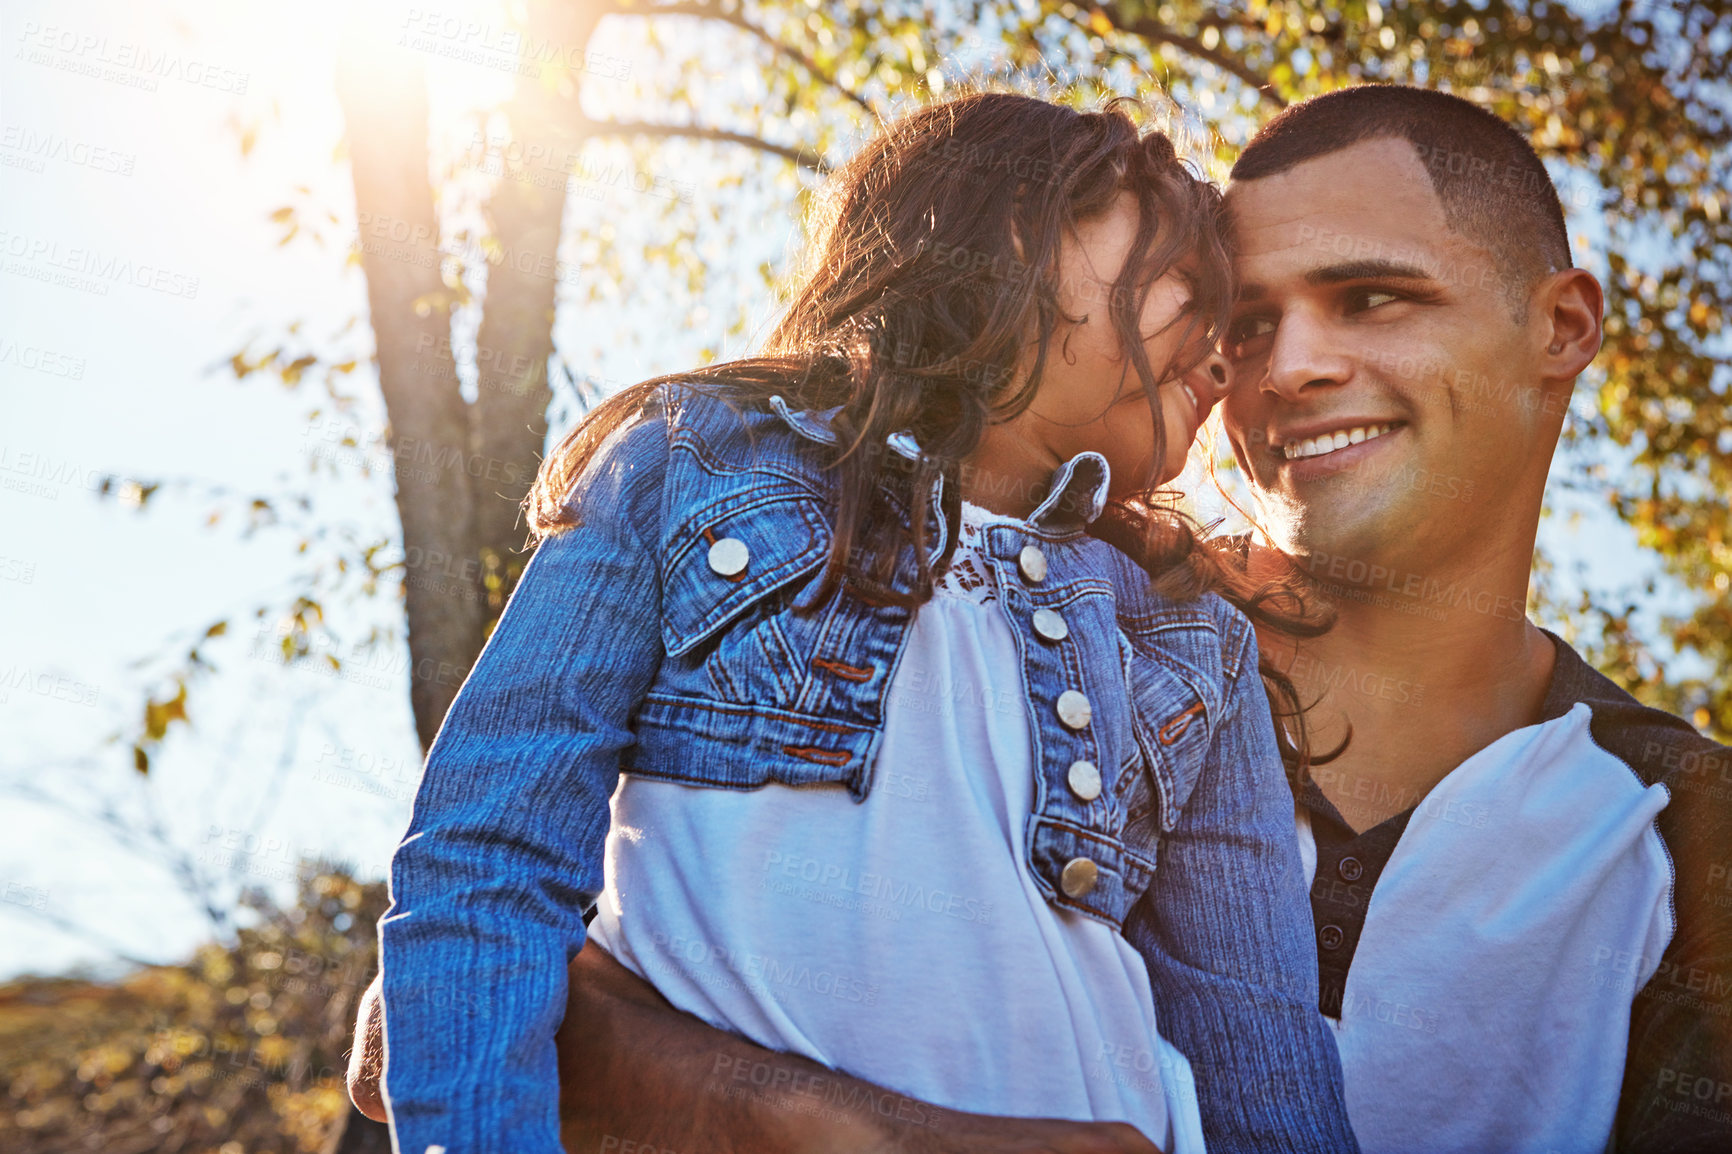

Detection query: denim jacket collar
(769, 394), (1112, 545)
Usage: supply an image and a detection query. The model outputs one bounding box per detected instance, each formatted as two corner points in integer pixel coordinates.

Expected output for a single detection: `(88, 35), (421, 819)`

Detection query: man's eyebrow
(1305, 260), (1437, 285)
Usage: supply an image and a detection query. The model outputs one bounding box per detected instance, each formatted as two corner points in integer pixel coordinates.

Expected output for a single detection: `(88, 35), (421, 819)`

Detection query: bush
(1, 866), (386, 1154)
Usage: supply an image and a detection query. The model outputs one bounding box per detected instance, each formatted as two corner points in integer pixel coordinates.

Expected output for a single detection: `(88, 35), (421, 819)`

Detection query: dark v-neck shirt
(1286, 631), (1732, 1153)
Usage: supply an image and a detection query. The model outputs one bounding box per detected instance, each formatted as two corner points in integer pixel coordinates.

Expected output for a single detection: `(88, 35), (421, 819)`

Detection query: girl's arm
(1122, 624), (1361, 1154)
(378, 409), (670, 1154)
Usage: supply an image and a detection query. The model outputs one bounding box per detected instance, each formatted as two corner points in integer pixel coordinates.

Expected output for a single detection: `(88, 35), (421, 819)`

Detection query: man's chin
(1258, 506), (1405, 583)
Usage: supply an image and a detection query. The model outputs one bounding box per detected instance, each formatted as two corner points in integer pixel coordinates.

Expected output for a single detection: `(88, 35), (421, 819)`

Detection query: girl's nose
(1194, 349), (1233, 404)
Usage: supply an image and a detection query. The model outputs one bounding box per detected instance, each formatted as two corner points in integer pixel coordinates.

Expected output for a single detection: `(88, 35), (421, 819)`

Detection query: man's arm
(351, 945), (1167, 1153)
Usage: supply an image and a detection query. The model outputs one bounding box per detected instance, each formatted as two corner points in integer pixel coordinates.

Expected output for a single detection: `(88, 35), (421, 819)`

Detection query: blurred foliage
(106, 0), (1720, 771)
(0, 869), (385, 1154)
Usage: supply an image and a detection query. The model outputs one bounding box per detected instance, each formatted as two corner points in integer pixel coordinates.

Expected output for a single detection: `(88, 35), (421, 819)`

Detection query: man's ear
(1534, 267), (1604, 384)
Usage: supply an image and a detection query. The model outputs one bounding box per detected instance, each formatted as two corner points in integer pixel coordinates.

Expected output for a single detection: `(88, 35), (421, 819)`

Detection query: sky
(0, 0), (1691, 980)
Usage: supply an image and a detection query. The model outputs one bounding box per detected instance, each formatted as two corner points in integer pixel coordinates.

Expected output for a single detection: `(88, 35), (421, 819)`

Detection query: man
(350, 86), (1732, 1152)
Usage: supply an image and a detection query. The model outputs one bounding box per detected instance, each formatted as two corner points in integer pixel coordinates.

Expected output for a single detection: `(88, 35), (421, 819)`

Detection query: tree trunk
(469, 1), (605, 626)
(337, 34), (485, 754)
(336, 3), (602, 752)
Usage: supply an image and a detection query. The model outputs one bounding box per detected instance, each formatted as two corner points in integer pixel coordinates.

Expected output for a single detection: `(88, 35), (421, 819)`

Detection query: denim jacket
(378, 384), (1358, 1154)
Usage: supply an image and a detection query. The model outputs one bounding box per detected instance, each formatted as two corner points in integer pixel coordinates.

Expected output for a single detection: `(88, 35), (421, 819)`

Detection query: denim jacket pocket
(660, 489), (832, 661)
(1128, 655), (1213, 834)
(630, 487), (882, 797)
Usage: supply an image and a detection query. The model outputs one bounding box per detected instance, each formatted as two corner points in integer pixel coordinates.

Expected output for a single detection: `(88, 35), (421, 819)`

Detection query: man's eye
(1347, 288), (1402, 313)
(1225, 315), (1276, 351)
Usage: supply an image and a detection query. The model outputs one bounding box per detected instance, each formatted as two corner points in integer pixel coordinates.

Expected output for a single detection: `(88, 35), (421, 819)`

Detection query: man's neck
(1252, 539), (1559, 833)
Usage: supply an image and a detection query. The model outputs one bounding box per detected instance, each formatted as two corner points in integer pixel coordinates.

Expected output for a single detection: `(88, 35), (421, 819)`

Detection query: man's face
(1220, 137), (1561, 569)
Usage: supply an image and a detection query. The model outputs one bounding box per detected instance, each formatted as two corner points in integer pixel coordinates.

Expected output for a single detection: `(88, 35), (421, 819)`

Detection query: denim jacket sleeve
(1122, 624), (1360, 1154)
(377, 408), (669, 1154)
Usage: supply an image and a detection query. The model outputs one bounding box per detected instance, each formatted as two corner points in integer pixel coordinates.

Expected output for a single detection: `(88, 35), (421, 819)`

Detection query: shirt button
(1018, 544), (1048, 583)
(1055, 690), (1092, 730)
(707, 536), (750, 577)
(1319, 924), (1345, 951)
(1060, 857), (1099, 898)
(1031, 607), (1068, 642)
(1066, 760), (1102, 801)
(1338, 856), (1364, 883)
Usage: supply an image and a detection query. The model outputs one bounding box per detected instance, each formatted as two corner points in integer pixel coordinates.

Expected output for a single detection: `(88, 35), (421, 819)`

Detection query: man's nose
(1264, 310), (1353, 400)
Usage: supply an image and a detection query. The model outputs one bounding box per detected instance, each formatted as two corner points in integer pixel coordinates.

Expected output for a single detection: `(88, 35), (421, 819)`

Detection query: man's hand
(348, 971), (387, 1122)
(349, 945), (1164, 1153)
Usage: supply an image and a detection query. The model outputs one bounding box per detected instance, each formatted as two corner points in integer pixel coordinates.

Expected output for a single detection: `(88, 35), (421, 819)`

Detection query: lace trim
(931, 501), (1030, 605)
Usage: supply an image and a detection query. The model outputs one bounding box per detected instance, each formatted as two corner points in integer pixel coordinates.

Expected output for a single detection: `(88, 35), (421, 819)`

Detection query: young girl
(376, 93), (1357, 1154)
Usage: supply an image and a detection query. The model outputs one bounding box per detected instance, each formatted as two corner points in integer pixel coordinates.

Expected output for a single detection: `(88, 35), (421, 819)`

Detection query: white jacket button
(1060, 857), (1099, 898)
(1056, 689), (1092, 730)
(1066, 760), (1102, 801)
(707, 537), (750, 577)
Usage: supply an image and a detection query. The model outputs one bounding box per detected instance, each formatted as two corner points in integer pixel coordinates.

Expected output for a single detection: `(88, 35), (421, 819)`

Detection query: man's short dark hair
(1230, 86), (1572, 314)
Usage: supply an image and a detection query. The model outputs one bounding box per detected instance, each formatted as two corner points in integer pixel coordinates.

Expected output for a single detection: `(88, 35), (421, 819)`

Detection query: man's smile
(1274, 420), (1401, 462)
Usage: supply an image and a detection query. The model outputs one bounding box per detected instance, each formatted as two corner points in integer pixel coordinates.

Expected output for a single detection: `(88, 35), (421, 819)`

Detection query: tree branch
(582, 117), (828, 172)
(1092, 9), (1286, 108)
(620, 0), (876, 114)
(0, 902), (169, 971)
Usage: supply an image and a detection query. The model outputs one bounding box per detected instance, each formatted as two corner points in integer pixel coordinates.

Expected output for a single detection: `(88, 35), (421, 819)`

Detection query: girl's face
(1009, 190), (1232, 495)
